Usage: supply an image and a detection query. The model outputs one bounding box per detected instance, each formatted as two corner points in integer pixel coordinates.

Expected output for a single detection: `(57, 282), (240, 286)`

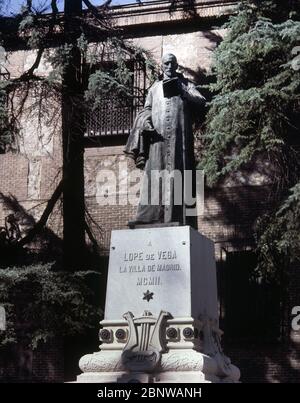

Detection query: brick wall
(0, 0), (299, 383)
(1, 97), (299, 385)
(0, 339), (64, 383)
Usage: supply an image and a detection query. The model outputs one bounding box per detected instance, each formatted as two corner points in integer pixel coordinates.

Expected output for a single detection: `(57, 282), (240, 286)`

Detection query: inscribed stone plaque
(105, 226), (218, 321)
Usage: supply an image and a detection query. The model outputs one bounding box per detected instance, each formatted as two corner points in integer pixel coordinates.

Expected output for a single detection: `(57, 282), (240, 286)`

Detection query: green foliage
(18, 15), (35, 31)
(85, 38), (157, 108)
(276, 183), (300, 264)
(42, 34), (157, 105)
(86, 63), (133, 107)
(201, 10), (300, 183)
(1, 4), (158, 152)
(44, 44), (74, 77)
(18, 13), (43, 49)
(0, 263), (102, 349)
(77, 33), (89, 56)
(200, 0), (300, 277)
(255, 183), (300, 277)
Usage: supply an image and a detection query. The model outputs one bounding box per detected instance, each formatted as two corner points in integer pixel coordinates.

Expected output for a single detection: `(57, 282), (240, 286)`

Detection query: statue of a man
(125, 54), (205, 225)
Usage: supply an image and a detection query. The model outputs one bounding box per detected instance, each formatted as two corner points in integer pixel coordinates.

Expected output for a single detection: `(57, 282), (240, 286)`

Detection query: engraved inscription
(137, 276), (161, 286)
(129, 265), (146, 272)
(157, 264), (181, 271)
(124, 252), (144, 261)
(123, 250), (177, 263)
(158, 250), (177, 260)
(118, 247), (182, 289)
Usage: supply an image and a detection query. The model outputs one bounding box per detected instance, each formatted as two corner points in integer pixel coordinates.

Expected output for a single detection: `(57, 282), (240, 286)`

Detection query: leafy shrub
(0, 263), (102, 349)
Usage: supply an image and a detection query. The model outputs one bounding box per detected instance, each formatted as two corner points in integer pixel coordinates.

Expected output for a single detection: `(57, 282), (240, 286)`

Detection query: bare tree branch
(81, 0), (115, 33)
(22, 47), (44, 79)
(51, 0), (58, 14)
(49, 0), (59, 34)
(82, 0), (98, 13)
(26, 0), (33, 13)
(85, 221), (99, 251)
(83, 0), (112, 12)
(18, 179), (63, 247)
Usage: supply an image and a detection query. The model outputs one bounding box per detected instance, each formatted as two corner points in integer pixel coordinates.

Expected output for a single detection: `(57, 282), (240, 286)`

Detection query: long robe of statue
(125, 59), (205, 224)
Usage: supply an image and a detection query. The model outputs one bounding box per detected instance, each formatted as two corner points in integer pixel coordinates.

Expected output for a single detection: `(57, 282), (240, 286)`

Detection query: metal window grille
(85, 60), (146, 138)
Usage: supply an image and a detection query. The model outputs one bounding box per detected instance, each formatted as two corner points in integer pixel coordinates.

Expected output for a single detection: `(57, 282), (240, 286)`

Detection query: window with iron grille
(84, 60), (146, 139)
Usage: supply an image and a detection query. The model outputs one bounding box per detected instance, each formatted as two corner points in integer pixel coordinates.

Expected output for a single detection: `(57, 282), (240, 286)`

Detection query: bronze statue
(125, 54), (205, 225)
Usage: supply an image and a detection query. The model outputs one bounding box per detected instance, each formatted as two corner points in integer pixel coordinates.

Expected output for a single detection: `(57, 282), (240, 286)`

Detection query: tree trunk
(62, 0), (86, 270)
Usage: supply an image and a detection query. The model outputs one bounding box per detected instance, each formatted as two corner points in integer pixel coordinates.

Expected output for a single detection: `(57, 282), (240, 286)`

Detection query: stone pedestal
(76, 226), (240, 383)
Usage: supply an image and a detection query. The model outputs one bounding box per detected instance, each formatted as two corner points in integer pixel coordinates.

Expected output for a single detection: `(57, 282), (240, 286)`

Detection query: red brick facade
(0, 0), (299, 383)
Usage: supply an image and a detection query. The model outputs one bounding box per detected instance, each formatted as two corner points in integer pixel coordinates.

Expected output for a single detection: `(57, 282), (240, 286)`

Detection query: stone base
(76, 314), (240, 384)
(76, 348), (240, 383)
(75, 227), (240, 383)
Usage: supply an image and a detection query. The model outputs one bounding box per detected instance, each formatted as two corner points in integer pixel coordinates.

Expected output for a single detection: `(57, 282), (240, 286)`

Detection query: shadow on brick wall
(0, 193), (63, 267)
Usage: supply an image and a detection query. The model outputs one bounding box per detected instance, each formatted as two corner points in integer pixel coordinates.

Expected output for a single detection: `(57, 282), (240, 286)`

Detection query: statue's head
(161, 54), (178, 78)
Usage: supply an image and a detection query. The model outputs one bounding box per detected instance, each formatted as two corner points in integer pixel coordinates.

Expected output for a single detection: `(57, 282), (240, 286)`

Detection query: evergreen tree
(201, 0), (300, 278)
(0, 1), (155, 270)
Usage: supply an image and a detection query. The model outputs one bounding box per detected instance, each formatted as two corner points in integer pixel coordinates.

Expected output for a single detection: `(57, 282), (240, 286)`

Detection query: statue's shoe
(127, 220), (155, 228)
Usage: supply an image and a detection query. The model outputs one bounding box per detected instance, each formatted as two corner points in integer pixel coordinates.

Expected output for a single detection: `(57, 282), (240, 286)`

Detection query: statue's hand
(143, 120), (155, 134)
(178, 81), (187, 98)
